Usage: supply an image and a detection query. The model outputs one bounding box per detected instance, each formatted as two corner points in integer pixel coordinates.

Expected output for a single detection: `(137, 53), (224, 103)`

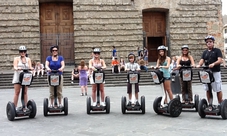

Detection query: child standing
(78, 60), (88, 96)
(125, 53), (141, 106)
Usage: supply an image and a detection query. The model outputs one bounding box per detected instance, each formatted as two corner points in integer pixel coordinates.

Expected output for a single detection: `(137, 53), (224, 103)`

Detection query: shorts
(164, 77), (171, 81)
(127, 83), (139, 94)
(203, 72), (222, 92)
(144, 56), (148, 61)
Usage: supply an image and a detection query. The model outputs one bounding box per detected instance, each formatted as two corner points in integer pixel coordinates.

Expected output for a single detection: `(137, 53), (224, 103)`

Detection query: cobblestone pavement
(0, 84), (227, 136)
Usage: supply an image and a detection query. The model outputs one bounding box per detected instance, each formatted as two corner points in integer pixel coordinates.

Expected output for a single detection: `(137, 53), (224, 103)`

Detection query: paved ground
(0, 84), (227, 136)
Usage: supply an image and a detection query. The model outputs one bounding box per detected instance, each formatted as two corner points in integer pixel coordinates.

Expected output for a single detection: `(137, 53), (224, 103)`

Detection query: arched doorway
(143, 11), (167, 62)
(39, 1), (74, 65)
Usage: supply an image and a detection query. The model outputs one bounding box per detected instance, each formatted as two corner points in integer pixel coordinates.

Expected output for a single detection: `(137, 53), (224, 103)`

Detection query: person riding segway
(197, 36), (227, 119)
(151, 45), (182, 117)
(87, 48), (110, 114)
(175, 45), (199, 111)
(121, 53), (145, 114)
(6, 46), (36, 121)
(43, 45), (68, 116)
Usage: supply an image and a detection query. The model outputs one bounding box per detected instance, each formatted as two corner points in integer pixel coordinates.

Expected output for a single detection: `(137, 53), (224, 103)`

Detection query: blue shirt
(112, 49), (117, 56)
(46, 56), (64, 75)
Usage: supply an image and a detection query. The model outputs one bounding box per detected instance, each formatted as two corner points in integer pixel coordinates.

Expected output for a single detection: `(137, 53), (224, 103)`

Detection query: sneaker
(16, 107), (22, 111)
(80, 93), (84, 96)
(101, 102), (106, 106)
(85, 92), (87, 96)
(71, 81), (74, 84)
(59, 104), (63, 108)
(92, 102), (97, 106)
(49, 105), (53, 108)
(127, 101), (132, 106)
(23, 107), (28, 112)
(135, 101), (140, 106)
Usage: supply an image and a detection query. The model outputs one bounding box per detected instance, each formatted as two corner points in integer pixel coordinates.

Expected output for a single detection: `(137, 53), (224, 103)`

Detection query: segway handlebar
(50, 70), (60, 73)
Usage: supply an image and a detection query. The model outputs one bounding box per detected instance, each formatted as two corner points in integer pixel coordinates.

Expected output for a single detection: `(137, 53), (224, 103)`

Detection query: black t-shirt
(201, 48), (222, 72)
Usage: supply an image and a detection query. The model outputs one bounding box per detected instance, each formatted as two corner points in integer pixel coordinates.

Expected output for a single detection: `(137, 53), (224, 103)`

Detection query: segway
(6, 69), (36, 121)
(175, 66), (199, 111)
(86, 68), (110, 114)
(43, 70), (68, 116)
(197, 66), (227, 119)
(151, 68), (182, 117)
(121, 70), (145, 114)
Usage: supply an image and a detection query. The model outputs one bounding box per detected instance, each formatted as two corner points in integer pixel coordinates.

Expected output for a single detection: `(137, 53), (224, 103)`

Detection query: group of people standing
(155, 35), (223, 106)
(12, 35), (224, 110)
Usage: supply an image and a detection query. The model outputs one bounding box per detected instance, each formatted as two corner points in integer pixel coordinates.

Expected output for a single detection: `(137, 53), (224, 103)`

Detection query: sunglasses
(94, 52), (100, 54)
(206, 41), (213, 43)
(182, 50), (188, 51)
(19, 51), (26, 53)
(52, 50), (58, 52)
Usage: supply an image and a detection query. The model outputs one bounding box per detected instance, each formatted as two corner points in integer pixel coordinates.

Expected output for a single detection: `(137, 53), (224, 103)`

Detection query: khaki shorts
(48, 75), (64, 99)
(203, 72), (222, 92)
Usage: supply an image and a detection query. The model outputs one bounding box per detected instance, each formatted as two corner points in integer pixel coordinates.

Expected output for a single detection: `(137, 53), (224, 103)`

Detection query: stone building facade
(0, 0), (223, 69)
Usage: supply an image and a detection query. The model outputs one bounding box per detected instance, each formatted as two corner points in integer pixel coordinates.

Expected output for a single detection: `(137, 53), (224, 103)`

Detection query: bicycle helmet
(181, 45), (189, 50)
(128, 53), (136, 62)
(50, 45), (59, 53)
(157, 45), (166, 51)
(93, 48), (101, 53)
(204, 35), (215, 42)
(19, 46), (27, 51)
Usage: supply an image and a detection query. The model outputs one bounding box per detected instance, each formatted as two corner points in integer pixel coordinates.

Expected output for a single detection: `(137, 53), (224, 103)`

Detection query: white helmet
(181, 45), (189, 50)
(157, 45), (166, 51)
(19, 46), (27, 51)
(93, 48), (101, 53)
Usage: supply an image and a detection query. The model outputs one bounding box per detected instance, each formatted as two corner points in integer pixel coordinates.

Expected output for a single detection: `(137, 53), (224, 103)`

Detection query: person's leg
(180, 78), (185, 102)
(80, 86), (84, 96)
(13, 84), (21, 107)
(163, 80), (173, 100)
(37, 70), (40, 77)
(85, 85), (88, 95)
(92, 84), (97, 103)
(100, 84), (105, 102)
(24, 86), (28, 107)
(57, 75), (63, 106)
(188, 81), (193, 102)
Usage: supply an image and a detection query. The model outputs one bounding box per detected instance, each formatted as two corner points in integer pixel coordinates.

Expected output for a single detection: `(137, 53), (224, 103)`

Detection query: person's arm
(155, 59), (160, 68)
(45, 60), (50, 71)
(189, 55), (195, 67)
(28, 58), (33, 70)
(101, 59), (107, 69)
(59, 60), (65, 72)
(13, 57), (18, 70)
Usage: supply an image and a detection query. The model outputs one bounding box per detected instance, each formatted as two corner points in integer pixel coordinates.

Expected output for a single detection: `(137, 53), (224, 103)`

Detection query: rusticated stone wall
(0, 0), (223, 69)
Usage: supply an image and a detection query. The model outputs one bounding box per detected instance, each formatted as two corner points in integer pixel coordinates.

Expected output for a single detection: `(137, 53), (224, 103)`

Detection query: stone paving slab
(0, 84), (227, 136)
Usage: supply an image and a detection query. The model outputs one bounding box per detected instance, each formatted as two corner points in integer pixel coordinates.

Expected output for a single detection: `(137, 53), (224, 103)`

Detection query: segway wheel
(198, 99), (207, 118)
(141, 96), (145, 114)
(121, 96), (126, 114)
(27, 99), (37, 118)
(105, 96), (110, 114)
(221, 99), (227, 119)
(153, 97), (163, 115)
(64, 97), (68, 115)
(87, 97), (91, 114)
(6, 102), (16, 121)
(43, 98), (48, 116)
(194, 94), (199, 112)
(168, 98), (182, 117)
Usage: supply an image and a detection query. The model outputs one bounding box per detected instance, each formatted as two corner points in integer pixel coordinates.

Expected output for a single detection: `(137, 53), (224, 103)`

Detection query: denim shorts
(164, 77), (171, 81)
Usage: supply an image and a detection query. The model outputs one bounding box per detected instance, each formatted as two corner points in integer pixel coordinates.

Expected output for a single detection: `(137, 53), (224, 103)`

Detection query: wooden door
(143, 12), (166, 62)
(40, 3), (74, 64)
